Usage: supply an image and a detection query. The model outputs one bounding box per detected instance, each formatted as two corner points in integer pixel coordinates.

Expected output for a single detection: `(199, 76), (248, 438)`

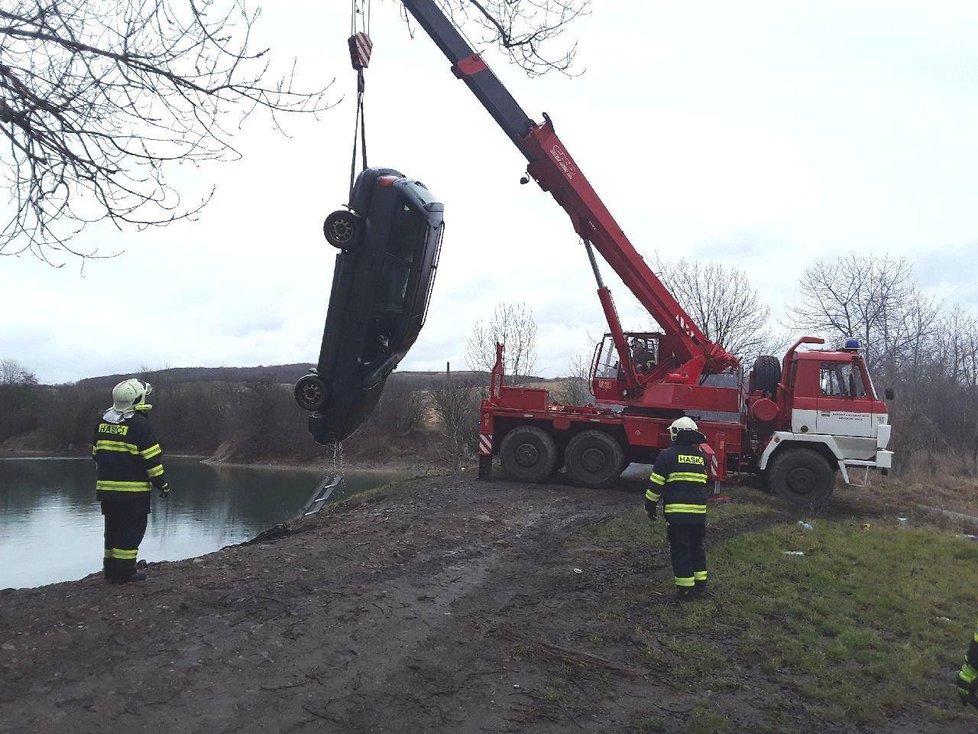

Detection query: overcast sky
(1, 0), (976, 385)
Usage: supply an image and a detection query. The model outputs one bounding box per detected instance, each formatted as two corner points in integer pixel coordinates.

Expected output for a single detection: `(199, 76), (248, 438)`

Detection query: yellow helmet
(112, 378), (153, 413)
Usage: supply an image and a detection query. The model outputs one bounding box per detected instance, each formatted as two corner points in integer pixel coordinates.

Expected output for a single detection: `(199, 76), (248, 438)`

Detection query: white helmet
(668, 416), (698, 442)
(112, 378), (153, 413)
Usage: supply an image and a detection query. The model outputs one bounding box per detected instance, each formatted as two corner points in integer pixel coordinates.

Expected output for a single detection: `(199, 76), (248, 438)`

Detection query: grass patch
(657, 519), (978, 727)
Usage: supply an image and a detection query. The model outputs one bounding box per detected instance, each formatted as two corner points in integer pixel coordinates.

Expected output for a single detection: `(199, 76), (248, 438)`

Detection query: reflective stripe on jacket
(645, 443), (708, 524)
(92, 413), (167, 501)
(960, 620), (978, 693)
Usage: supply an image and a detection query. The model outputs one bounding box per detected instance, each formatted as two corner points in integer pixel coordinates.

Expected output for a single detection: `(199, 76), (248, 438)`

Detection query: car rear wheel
(294, 374), (329, 412)
(500, 426), (557, 483)
(323, 210), (364, 249)
(565, 430), (624, 488)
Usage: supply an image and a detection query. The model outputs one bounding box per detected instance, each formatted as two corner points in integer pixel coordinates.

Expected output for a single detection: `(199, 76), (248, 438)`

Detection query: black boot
(693, 579), (708, 598)
(674, 586), (695, 603)
(109, 559), (146, 584)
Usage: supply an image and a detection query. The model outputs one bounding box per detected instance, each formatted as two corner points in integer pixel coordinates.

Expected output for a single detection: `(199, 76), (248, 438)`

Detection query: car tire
(769, 447), (834, 509)
(565, 430), (624, 488)
(500, 426), (557, 483)
(294, 374), (329, 412)
(323, 210), (365, 249)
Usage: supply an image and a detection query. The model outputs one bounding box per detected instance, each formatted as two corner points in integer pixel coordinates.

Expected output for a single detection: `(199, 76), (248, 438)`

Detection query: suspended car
(295, 167), (445, 444)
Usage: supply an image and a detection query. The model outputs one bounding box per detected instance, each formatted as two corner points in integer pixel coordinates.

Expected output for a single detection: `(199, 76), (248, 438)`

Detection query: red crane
(384, 0), (893, 506)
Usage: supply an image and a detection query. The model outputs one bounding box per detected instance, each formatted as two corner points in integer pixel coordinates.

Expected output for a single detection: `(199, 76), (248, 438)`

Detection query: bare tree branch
(652, 257), (774, 364)
(432, 0), (590, 76)
(0, 0), (336, 262)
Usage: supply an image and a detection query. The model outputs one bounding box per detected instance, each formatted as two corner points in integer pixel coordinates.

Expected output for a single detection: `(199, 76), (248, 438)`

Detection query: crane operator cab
(294, 167), (445, 445)
(591, 332), (664, 399)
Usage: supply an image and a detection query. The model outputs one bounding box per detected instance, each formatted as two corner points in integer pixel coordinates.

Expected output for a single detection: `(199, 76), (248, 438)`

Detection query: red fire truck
(397, 0), (893, 506)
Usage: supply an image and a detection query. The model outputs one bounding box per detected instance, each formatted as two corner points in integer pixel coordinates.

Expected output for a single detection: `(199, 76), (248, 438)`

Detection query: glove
(647, 508), (657, 522)
(159, 483), (170, 499)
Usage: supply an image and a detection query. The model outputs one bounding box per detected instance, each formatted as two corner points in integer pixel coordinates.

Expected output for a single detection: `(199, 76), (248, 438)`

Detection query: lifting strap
(348, 0), (373, 200)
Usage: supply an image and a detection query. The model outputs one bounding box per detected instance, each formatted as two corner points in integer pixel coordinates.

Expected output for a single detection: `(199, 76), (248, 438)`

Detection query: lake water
(0, 457), (407, 590)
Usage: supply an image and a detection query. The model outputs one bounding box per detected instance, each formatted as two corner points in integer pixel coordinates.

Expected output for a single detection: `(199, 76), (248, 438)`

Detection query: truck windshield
(820, 362), (867, 398)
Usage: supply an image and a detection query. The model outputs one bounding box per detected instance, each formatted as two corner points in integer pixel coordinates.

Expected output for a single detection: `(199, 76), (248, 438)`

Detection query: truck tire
(294, 374), (330, 412)
(565, 430), (624, 488)
(768, 447), (834, 508)
(500, 426), (557, 483)
(751, 355), (781, 397)
(323, 210), (364, 249)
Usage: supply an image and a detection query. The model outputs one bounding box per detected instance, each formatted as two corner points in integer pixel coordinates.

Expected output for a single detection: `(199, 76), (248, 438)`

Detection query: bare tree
(0, 358), (36, 384)
(430, 375), (481, 468)
(550, 351), (593, 405)
(369, 382), (428, 437)
(0, 0), (335, 262)
(653, 257), (773, 363)
(465, 301), (538, 379)
(785, 255), (920, 373)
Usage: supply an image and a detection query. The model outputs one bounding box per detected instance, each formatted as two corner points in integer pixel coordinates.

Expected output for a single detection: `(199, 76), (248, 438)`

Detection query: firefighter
(959, 619), (978, 709)
(92, 378), (169, 583)
(645, 416), (709, 600)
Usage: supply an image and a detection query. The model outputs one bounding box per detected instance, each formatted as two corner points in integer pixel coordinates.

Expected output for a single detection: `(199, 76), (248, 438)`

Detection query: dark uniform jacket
(92, 412), (167, 503)
(645, 442), (708, 524)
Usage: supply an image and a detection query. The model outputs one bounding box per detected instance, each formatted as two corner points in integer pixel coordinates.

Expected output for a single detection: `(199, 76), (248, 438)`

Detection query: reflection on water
(0, 457), (406, 590)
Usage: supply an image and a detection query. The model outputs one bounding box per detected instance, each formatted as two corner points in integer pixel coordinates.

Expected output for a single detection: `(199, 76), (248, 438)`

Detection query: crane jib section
(399, 0), (739, 376)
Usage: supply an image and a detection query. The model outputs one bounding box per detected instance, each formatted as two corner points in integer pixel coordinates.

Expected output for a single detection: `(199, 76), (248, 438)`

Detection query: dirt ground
(0, 472), (968, 734)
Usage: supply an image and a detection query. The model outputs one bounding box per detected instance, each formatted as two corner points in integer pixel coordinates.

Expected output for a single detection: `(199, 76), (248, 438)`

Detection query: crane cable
(348, 0), (373, 199)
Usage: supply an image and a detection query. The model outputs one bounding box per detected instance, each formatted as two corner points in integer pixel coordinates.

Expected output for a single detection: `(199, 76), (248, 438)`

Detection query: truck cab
(755, 339), (893, 505)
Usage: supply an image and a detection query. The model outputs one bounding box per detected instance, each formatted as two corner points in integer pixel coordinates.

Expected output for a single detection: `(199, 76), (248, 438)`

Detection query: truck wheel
(500, 426), (557, 483)
(294, 374), (329, 412)
(769, 448), (834, 508)
(323, 210), (364, 249)
(565, 430), (624, 488)
(751, 355), (782, 397)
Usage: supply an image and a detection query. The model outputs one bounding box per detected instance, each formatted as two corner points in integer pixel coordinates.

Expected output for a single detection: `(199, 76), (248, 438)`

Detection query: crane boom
(400, 0), (739, 382)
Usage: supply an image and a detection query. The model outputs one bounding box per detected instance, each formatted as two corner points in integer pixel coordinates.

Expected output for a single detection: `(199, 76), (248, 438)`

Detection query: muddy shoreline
(0, 473), (968, 733)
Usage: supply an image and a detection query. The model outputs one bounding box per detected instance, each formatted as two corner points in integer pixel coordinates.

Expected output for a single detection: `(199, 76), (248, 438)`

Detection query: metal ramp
(302, 474), (344, 517)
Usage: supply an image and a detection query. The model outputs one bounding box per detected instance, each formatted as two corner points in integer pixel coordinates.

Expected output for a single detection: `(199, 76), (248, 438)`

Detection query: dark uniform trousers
(666, 523), (707, 589)
(102, 497), (151, 578)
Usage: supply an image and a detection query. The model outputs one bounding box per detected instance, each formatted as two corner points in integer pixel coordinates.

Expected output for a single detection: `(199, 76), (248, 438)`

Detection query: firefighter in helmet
(959, 620), (978, 709)
(645, 416), (710, 600)
(91, 378), (169, 583)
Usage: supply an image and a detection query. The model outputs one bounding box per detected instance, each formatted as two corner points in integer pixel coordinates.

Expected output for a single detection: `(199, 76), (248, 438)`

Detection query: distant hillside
(72, 365), (545, 391)
(3, 364), (571, 466)
(74, 364), (316, 389)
